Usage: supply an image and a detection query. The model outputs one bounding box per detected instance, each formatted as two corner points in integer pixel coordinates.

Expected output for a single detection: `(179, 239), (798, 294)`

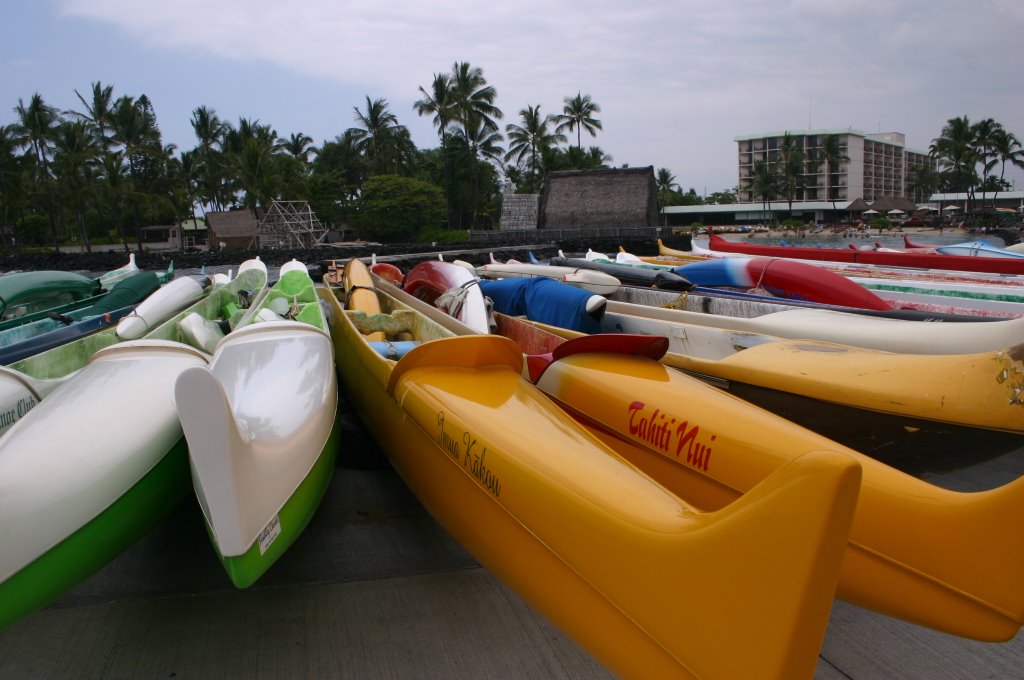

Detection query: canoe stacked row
(1, 237), (1022, 679)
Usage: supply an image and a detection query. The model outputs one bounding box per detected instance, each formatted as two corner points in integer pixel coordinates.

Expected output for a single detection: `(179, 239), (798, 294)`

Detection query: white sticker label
(257, 515), (282, 555)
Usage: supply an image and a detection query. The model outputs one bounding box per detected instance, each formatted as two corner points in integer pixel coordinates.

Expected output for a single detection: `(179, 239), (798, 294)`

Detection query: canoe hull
(176, 268), (338, 588)
(0, 341), (208, 629)
(708, 233), (1024, 274)
(323, 270), (861, 679)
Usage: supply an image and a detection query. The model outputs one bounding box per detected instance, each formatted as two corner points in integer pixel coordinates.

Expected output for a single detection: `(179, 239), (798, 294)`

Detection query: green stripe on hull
(864, 283), (1024, 304)
(0, 438), (191, 630)
(212, 412), (340, 589)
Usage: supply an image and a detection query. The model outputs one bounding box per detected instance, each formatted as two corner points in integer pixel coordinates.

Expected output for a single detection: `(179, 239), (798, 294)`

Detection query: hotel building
(734, 128), (935, 204)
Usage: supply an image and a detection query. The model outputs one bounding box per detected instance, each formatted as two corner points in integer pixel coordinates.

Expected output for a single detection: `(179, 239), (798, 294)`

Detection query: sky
(3, 0), (1024, 195)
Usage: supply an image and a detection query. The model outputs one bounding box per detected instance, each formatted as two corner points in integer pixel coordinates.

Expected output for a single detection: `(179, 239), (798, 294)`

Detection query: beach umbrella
(887, 209), (905, 215)
(943, 205), (961, 211)
(863, 209), (879, 215)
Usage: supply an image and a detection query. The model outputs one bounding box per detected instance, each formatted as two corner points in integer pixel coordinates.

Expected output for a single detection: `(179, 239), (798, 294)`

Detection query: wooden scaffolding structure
(252, 200), (329, 249)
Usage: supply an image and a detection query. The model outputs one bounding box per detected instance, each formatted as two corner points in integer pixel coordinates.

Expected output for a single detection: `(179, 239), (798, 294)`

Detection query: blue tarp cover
(479, 277), (603, 334)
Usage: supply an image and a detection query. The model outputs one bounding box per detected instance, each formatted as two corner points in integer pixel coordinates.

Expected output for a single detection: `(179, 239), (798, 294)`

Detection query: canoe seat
(347, 309), (417, 338)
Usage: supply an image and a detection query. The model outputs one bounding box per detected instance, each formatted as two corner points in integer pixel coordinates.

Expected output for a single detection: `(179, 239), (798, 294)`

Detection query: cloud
(54, 0), (1024, 189)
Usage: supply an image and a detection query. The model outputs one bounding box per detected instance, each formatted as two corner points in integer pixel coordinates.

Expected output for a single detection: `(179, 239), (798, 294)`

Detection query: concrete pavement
(1, 411), (1023, 679)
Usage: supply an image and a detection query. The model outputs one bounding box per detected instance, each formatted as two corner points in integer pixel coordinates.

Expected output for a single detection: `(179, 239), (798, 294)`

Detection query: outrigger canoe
(606, 285), (1024, 354)
(598, 297), (1024, 435)
(399, 262), (1024, 436)
(372, 270), (1024, 642)
(476, 257), (622, 296)
(0, 274), (216, 438)
(175, 262), (339, 588)
(0, 271), (164, 365)
(706, 232), (1024, 275)
(0, 263), (268, 629)
(320, 259), (860, 680)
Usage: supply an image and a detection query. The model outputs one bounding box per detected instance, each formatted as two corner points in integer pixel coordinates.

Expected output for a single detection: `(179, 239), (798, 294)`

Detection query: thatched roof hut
(845, 197), (870, 213)
(539, 167), (658, 230)
(206, 209), (259, 251)
(868, 196), (917, 214)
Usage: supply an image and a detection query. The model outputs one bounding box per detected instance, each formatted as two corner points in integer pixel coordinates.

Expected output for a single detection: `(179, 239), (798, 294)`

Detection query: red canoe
(707, 233), (1024, 275)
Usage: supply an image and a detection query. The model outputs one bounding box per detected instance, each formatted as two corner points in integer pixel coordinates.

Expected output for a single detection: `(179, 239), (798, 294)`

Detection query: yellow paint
(318, 284), (862, 680)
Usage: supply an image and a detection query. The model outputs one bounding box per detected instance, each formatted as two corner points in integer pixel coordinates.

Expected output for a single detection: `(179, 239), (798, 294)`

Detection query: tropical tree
(448, 61), (502, 228)
(348, 96), (408, 176)
(553, 145), (613, 171)
(907, 162), (939, 206)
(554, 92), (602, 150)
(96, 150), (132, 246)
(747, 160), (781, 223)
(72, 81), (116, 150)
(218, 117), (282, 219)
(50, 119), (99, 250)
(819, 134), (850, 223)
(109, 94), (164, 248)
(987, 127), (1024, 207)
(414, 72), (456, 223)
(281, 132), (316, 164)
(355, 174), (445, 241)
(776, 131), (805, 217)
(930, 115), (979, 207)
(13, 93), (61, 249)
(654, 167), (679, 223)
(504, 105), (562, 193)
(190, 105), (228, 211)
(0, 124), (25, 239)
(971, 118), (998, 207)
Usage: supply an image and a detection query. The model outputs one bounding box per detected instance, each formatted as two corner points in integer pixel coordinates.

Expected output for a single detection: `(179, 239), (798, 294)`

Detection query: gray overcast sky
(4, 0), (1024, 194)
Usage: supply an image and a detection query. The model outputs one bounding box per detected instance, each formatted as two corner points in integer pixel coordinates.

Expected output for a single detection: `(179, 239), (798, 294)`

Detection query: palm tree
(13, 93), (61, 249)
(0, 124), (22, 240)
(96, 150), (131, 246)
(907, 162), (939, 207)
(51, 120), (99, 251)
(110, 95), (163, 249)
(555, 145), (613, 171)
(504, 105), (563, 193)
(190, 105), (228, 211)
(72, 81), (116, 150)
(232, 135), (279, 220)
(415, 72), (457, 224)
(454, 112), (504, 227)
(348, 96), (407, 176)
(986, 127), (1024, 209)
(747, 160), (781, 224)
(930, 115), (979, 210)
(971, 118), (998, 208)
(655, 168), (680, 225)
(281, 132), (316, 164)
(777, 131), (804, 218)
(554, 93), (602, 150)
(449, 61), (502, 228)
(819, 134), (850, 224)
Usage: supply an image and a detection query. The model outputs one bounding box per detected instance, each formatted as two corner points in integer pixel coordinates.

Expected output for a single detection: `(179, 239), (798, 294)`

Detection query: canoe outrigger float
(320, 259), (861, 680)
(175, 261), (339, 588)
(372, 264), (1024, 643)
(0, 262), (267, 630)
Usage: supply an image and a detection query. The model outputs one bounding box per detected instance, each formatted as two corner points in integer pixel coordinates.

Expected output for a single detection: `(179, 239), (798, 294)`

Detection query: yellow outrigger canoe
(371, 269), (1024, 643)
(321, 260), (861, 680)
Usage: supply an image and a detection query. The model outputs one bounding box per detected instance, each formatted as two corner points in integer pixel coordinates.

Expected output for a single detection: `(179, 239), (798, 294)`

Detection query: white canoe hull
(0, 341), (208, 604)
(605, 297), (1024, 355)
(477, 263), (621, 296)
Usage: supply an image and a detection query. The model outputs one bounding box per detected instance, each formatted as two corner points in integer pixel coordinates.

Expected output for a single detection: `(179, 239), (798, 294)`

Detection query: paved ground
(2, 403), (1023, 678)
